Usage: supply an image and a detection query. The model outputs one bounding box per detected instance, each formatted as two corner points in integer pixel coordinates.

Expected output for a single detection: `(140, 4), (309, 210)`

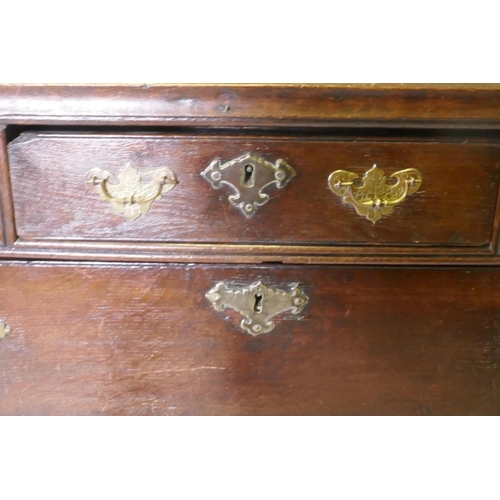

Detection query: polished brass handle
(201, 153), (296, 218)
(328, 164), (422, 223)
(0, 319), (11, 341)
(206, 281), (308, 336)
(86, 164), (178, 221)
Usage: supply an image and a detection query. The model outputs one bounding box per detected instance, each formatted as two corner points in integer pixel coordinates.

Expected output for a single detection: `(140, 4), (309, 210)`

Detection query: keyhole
(244, 164), (254, 187)
(254, 293), (263, 313)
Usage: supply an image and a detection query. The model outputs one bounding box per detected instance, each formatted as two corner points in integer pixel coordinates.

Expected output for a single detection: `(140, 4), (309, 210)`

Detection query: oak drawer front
(8, 133), (500, 246)
(0, 263), (499, 415)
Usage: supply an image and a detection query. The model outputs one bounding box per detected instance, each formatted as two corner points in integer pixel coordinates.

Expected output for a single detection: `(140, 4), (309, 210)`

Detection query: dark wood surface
(0, 127), (16, 247)
(2, 85), (500, 416)
(9, 132), (500, 247)
(4, 239), (500, 265)
(2, 85), (500, 127)
(0, 262), (499, 416)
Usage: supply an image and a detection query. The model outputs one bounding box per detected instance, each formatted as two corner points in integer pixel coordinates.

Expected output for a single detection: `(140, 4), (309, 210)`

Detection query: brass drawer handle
(86, 164), (178, 221)
(206, 281), (308, 336)
(0, 319), (11, 341)
(328, 164), (422, 223)
(201, 153), (296, 218)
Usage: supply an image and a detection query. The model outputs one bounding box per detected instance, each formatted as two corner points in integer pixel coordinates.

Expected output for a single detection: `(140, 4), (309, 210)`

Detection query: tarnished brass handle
(328, 164), (422, 223)
(201, 153), (296, 218)
(0, 319), (11, 341)
(86, 164), (178, 221)
(206, 281), (308, 336)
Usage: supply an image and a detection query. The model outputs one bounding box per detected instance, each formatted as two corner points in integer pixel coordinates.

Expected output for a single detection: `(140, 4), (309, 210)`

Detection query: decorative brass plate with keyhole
(205, 281), (308, 336)
(86, 164), (178, 221)
(328, 164), (423, 223)
(0, 319), (11, 341)
(200, 153), (296, 217)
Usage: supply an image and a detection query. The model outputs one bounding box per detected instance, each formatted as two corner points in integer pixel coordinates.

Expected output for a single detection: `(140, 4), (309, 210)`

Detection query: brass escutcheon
(328, 164), (423, 223)
(206, 281), (308, 336)
(201, 153), (296, 218)
(86, 164), (178, 221)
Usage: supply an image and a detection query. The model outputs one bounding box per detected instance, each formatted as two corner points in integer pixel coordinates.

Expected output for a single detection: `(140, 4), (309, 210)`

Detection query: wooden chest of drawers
(1, 84), (500, 415)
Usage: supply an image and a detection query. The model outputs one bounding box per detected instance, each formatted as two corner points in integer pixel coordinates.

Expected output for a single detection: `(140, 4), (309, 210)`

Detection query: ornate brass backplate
(206, 281), (308, 336)
(0, 319), (11, 341)
(328, 164), (423, 223)
(86, 164), (178, 221)
(200, 153), (296, 218)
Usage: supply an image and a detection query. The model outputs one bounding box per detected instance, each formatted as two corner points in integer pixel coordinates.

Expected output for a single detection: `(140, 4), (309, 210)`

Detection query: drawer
(8, 132), (500, 247)
(0, 262), (499, 415)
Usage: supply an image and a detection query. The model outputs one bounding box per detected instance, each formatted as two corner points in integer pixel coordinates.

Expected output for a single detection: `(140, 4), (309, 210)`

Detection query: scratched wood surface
(8, 132), (500, 246)
(2, 85), (500, 127)
(0, 262), (499, 416)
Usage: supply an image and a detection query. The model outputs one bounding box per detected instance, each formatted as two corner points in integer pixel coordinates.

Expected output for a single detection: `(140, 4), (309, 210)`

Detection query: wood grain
(2, 238), (500, 266)
(0, 262), (499, 416)
(2, 85), (500, 127)
(2, 84), (500, 417)
(0, 127), (17, 245)
(9, 132), (500, 247)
